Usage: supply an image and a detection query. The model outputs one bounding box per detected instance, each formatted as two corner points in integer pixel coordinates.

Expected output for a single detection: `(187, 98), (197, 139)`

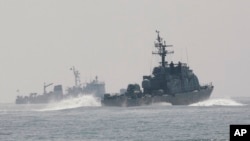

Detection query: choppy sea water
(0, 96), (249, 141)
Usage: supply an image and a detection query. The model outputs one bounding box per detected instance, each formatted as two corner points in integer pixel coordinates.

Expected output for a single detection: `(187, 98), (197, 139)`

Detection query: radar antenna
(152, 30), (174, 67)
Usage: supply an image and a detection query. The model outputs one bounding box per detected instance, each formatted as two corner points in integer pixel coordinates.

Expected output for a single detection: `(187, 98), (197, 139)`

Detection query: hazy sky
(1, 0), (250, 103)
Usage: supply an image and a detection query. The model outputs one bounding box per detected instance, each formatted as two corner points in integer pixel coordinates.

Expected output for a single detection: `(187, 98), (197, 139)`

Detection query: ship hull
(101, 86), (213, 106)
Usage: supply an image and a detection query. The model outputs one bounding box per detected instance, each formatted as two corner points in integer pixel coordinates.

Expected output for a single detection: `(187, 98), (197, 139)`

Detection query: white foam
(189, 98), (245, 106)
(152, 102), (172, 106)
(39, 95), (101, 111)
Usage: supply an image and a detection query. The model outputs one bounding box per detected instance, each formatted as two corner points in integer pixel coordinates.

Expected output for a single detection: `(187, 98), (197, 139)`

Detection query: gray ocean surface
(0, 96), (249, 141)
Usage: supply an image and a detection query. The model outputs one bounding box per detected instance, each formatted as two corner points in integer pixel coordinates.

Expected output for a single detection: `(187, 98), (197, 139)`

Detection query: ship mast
(43, 82), (53, 94)
(70, 66), (81, 87)
(152, 30), (173, 67)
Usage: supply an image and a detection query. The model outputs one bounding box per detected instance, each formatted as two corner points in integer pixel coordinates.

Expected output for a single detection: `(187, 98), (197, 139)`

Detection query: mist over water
(0, 97), (245, 113)
(38, 97), (245, 111)
(39, 97), (246, 111)
(39, 95), (101, 111)
(189, 98), (245, 107)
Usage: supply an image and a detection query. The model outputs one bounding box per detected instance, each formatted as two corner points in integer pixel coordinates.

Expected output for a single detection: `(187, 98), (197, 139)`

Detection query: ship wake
(39, 95), (101, 111)
(189, 98), (245, 107)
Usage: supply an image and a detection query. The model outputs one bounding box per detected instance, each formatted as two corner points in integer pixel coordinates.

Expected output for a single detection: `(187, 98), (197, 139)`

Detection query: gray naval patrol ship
(16, 67), (105, 104)
(102, 31), (214, 106)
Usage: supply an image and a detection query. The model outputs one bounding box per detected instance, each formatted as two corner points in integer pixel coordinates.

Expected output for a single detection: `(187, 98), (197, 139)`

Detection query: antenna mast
(70, 66), (81, 87)
(186, 47), (189, 66)
(152, 30), (173, 67)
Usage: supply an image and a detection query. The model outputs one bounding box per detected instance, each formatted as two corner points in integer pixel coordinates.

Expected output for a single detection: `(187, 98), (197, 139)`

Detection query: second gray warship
(16, 67), (105, 104)
(102, 31), (214, 106)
